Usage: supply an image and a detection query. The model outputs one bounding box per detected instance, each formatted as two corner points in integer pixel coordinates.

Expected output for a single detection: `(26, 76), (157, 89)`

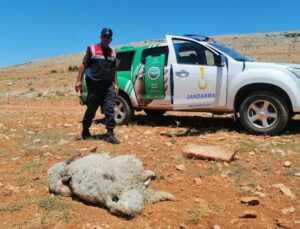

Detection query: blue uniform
(82, 44), (116, 131)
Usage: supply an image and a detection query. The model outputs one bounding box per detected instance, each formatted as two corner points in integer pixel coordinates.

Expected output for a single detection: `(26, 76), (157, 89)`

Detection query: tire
(144, 109), (166, 116)
(114, 94), (134, 125)
(239, 91), (289, 135)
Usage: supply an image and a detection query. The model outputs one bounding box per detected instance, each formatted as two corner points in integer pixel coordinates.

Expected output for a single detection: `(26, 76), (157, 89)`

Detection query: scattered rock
(213, 225), (221, 229)
(283, 161), (291, 167)
(240, 186), (253, 194)
(164, 142), (172, 147)
(63, 123), (72, 128)
(253, 191), (266, 198)
(281, 207), (295, 214)
(182, 144), (236, 162)
(293, 220), (300, 225)
(255, 185), (262, 191)
(272, 183), (295, 199)
(43, 152), (53, 157)
(249, 151), (255, 156)
(7, 82), (14, 86)
(194, 178), (202, 185)
(0, 123), (3, 128)
(58, 139), (69, 146)
(176, 164), (186, 171)
(33, 138), (41, 144)
(240, 197), (260, 206)
(193, 198), (201, 203)
(276, 150), (286, 157)
(239, 210), (257, 218)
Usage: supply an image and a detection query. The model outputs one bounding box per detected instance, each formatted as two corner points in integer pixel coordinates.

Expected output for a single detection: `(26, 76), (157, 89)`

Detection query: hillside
(1, 31), (299, 74)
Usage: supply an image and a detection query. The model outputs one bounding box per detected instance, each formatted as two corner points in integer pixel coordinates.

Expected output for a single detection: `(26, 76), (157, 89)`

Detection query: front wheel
(114, 94), (134, 125)
(239, 91), (289, 135)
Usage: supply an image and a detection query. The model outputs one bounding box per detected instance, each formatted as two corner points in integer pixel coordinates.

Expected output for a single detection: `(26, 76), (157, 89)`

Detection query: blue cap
(101, 28), (113, 38)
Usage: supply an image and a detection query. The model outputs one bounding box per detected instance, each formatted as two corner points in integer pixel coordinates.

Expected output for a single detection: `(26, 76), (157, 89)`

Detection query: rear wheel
(144, 109), (166, 116)
(239, 91), (289, 135)
(114, 94), (134, 125)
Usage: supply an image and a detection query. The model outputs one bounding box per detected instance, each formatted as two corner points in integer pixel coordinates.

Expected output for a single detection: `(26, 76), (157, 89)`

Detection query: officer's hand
(75, 81), (82, 93)
(134, 65), (168, 106)
(114, 84), (119, 95)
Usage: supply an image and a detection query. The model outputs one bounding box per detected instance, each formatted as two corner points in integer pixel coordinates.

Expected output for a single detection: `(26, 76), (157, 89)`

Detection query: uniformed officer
(75, 28), (120, 144)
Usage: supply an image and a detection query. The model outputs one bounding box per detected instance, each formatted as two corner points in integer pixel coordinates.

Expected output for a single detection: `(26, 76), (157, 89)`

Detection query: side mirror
(217, 55), (226, 67)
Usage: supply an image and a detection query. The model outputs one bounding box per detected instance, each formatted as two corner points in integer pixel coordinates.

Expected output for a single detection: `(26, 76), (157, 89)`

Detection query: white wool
(47, 153), (174, 217)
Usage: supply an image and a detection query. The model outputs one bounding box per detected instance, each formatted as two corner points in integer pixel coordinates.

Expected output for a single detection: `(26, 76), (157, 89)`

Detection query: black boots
(81, 128), (120, 144)
(106, 129), (120, 144)
(81, 128), (92, 140)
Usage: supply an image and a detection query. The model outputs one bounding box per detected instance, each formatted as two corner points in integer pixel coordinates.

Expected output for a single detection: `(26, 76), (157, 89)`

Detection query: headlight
(288, 67), (300, 79)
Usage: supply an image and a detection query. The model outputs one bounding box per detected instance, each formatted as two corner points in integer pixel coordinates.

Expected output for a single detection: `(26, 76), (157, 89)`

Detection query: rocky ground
(0, 31), (300, 229)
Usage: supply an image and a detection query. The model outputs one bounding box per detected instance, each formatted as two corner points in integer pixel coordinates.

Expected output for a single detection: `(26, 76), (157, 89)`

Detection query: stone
(239, 210), (257, 218)
(7, 82), (14, 86)
(58, 139), (69, 146)
(164, 142), (172, 147)
(240, 197), (260, 206)
(283, 161), (291, 167)
(43, 152), (53, 157)
(255, 185), (262, 191)
(253, 191), (266, 198)
(281, 207), (295, 214)
(249, 151), (255, 156)
(194, 178), (202, 185)
(293, 220), (300, 225)
(63, 123), (72, 128)
(272, 183), (295, 199)
(182, 144), (236, 162)
(240, 186), (253, 194)
(213, 225), (221, 229)
(176, 164), (186, 171)
(33, 138), (41, 144)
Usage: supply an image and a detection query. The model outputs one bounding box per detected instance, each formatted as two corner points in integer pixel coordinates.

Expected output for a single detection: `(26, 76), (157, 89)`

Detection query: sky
(0, 0), (299, 67)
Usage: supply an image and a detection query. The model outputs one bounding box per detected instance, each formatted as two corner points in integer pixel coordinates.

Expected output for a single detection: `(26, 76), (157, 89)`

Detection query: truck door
(166, 35), (227, 110)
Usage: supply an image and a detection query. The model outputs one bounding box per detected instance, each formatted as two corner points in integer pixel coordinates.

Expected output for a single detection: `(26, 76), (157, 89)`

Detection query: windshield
(209, 43), (252, 62)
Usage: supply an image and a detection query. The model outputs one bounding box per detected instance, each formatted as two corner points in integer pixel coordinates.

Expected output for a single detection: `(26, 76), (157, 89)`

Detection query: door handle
(175, 70), (189, 77)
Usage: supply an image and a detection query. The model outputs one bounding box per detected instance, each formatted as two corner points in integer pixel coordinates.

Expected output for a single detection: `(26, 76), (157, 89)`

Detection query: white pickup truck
(81, 34), (300, 135)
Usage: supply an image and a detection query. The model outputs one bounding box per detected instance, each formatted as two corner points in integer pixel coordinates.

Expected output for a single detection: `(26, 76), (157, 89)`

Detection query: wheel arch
(117, 89), (133, 107)
(234, 83), (293, 117)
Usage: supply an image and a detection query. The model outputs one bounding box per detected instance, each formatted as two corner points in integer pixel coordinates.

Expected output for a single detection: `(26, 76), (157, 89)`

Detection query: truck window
(141, 46), (169, 66)
(173, 39), (219, 66)
(116, 51), (135, 71)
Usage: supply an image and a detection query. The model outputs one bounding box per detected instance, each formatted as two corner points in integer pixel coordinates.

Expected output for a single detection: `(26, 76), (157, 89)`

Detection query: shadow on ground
(94, 113), (300, 136)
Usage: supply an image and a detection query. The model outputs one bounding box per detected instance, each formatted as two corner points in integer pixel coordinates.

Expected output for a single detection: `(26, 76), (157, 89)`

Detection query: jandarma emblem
(147, 67), (160, 80)
(197, 67), (208, 89)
